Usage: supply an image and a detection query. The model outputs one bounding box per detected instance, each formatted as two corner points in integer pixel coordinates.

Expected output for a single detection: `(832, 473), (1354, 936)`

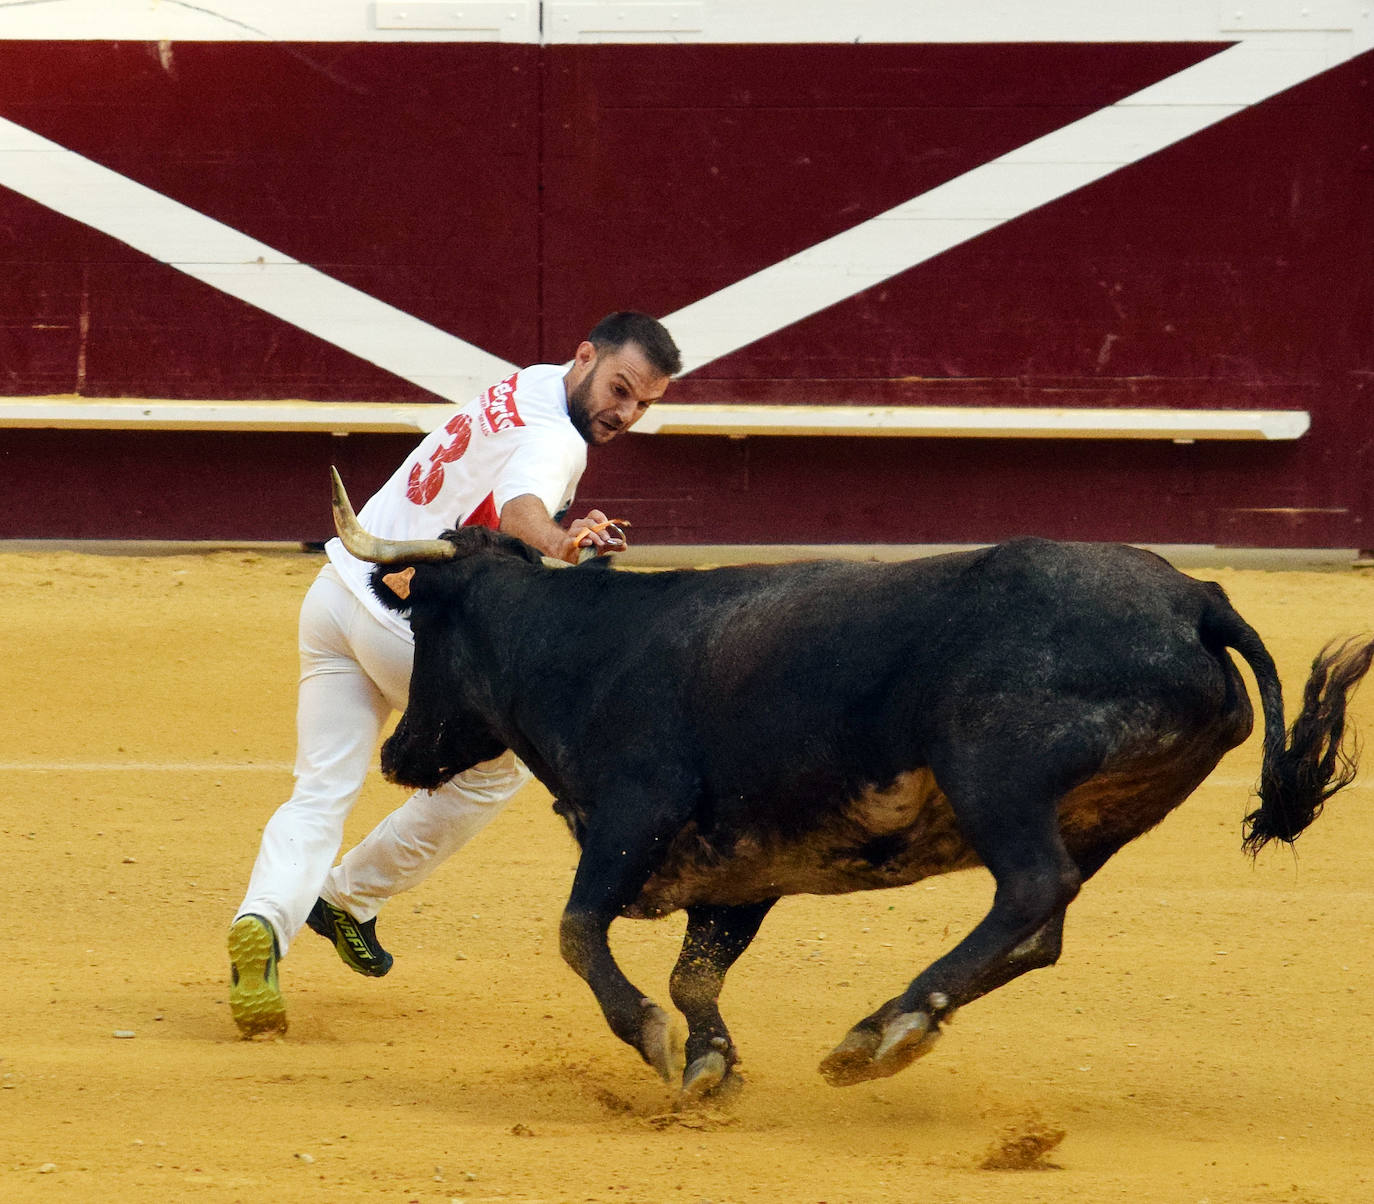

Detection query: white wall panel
(541, 0), (1361, 43)
(0, 0), (539, 42)
(0, 1), (1368, 43)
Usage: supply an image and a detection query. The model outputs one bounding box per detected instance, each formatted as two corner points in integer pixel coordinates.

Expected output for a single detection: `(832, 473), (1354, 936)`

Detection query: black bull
(332, 472), (1373, 1102)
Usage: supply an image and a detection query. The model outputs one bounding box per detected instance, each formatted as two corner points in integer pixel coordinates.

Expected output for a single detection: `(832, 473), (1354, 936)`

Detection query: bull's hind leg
(669, 899), (777, 1106)
(824, 823), (1153, 1083)
(967, 909), (1067, 1002)
(822, 757), (1083, 1086)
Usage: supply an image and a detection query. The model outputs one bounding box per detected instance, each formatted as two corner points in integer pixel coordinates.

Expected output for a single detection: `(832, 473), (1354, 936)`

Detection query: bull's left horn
(330, 466), (457, 564)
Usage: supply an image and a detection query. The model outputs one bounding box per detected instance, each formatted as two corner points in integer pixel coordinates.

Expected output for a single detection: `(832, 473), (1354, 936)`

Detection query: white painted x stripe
(664, 31), (1374, 373)
(0, 27), (1368, 388)
(0, 116), (517, 402)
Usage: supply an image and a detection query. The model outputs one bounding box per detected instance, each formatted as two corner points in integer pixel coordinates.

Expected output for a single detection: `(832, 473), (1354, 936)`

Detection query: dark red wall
(0, 42), (542, 394)
(0, 42), (1369, 547)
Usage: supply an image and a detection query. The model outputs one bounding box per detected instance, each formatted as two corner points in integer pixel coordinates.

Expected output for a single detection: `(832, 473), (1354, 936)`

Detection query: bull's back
(682, 540), (1248, 808)
(615, 540), (1256, 915)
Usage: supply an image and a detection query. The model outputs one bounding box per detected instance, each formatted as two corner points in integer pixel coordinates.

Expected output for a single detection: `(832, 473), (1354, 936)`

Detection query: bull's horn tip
(329, 466), (355, 522)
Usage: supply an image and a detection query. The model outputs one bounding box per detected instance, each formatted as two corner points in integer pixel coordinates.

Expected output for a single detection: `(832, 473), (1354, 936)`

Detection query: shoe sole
(228, 915), (287, 1038)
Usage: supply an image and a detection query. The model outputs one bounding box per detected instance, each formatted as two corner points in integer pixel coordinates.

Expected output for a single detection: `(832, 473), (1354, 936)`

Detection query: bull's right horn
(330, 466), (458, 564)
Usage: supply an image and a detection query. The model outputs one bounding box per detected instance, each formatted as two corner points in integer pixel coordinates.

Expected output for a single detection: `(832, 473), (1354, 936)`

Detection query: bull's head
(330, 466), (544, 600)
(330, 466), (528, 785)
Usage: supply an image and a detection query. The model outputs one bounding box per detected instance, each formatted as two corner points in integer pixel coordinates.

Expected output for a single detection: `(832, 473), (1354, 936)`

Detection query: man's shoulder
(513, 362), (569, 409)
(504, 363), (578, 435)
(456, 364), (555, 440)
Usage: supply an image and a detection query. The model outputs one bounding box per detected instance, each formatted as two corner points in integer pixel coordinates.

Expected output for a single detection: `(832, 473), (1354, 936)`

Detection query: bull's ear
(369, 564), (414, 611)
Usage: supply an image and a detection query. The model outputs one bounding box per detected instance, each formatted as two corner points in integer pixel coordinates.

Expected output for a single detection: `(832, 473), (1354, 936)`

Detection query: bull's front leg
(668, 899), (776, 1105)
(559, 795), (691, 1083)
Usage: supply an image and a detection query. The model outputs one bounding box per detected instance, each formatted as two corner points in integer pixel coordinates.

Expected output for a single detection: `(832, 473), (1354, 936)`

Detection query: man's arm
(499, 493), (625, 565)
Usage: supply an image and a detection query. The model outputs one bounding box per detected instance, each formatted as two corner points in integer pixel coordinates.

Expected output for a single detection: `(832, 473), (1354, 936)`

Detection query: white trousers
(234, 563), (530, 955)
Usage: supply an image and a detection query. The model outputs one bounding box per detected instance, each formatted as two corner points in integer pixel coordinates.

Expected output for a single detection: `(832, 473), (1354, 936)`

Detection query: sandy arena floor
(3, 547), (1373, 1203)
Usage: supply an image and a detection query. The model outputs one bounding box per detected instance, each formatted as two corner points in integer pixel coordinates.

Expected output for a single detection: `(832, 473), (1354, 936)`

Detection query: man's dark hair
(587, 311), (682, 378)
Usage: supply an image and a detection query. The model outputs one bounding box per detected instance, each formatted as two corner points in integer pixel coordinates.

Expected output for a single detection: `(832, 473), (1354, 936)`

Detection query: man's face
(567, 341), (670, 445)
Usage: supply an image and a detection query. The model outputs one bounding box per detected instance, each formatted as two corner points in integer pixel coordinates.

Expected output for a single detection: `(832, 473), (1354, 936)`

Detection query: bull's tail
(1209, 604), (1374, 854)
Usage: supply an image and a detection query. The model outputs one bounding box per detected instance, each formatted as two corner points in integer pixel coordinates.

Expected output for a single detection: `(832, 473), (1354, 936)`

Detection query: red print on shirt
(405, 411), (472, 505)
(481, 373), (524, 433)
(462, 492), (499, 530)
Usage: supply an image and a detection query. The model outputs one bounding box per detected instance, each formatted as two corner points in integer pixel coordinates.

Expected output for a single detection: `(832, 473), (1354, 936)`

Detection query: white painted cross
(0, 13), (1368, 395)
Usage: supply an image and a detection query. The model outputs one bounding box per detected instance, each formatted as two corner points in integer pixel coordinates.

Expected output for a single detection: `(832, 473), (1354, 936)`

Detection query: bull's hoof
(638, 1001), (683, 1084)
(819, 1012), (940, 1086)
(682, 1051), (726, 1097)
(673, 1050), (741, 1116)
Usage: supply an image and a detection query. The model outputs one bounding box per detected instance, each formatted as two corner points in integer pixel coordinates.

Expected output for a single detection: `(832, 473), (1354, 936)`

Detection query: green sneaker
(228, 914), (287, 1037)
(306, 897), (394, 978)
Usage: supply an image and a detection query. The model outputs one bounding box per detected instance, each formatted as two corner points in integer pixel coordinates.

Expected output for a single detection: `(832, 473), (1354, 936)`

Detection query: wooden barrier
(0, 398), (1311, 442)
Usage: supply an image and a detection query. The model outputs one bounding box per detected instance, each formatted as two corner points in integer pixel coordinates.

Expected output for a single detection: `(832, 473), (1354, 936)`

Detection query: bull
(330, 468), (1373, 1103)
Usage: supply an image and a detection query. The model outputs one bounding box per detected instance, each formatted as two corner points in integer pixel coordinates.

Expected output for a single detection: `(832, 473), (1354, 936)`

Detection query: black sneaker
(306, 897), (393, 978)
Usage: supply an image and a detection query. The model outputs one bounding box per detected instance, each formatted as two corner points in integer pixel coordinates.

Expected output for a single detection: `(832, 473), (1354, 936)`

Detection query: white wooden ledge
(0, 398), (449, 435)
(631, 404), (1311, 441)
(0, 398), (1310, 441)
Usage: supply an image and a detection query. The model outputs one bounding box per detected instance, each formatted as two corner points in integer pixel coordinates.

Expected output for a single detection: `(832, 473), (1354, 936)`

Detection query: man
(228, 311), (681, 1037)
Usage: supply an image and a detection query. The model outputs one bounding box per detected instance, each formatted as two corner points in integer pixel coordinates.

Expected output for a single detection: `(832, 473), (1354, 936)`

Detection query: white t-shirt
(326, 362), (587, 639)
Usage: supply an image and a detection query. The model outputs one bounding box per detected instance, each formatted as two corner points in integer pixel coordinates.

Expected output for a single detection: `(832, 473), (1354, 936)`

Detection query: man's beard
(568, 362), (599, 442)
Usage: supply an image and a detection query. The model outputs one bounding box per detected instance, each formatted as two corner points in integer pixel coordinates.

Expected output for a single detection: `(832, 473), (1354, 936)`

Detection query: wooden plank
(632, 404), (1311, 440)
(0, 398), (1310, 440)
(0, 399), (447, 434)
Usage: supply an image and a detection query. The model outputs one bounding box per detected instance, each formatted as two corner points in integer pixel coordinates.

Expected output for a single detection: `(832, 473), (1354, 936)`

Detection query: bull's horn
(330, 466), (458, 564)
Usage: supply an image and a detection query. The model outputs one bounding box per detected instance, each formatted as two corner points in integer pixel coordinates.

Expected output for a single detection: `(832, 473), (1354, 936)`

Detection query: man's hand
(500, 494), (629, 564)
(568, 510), (629, 556)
